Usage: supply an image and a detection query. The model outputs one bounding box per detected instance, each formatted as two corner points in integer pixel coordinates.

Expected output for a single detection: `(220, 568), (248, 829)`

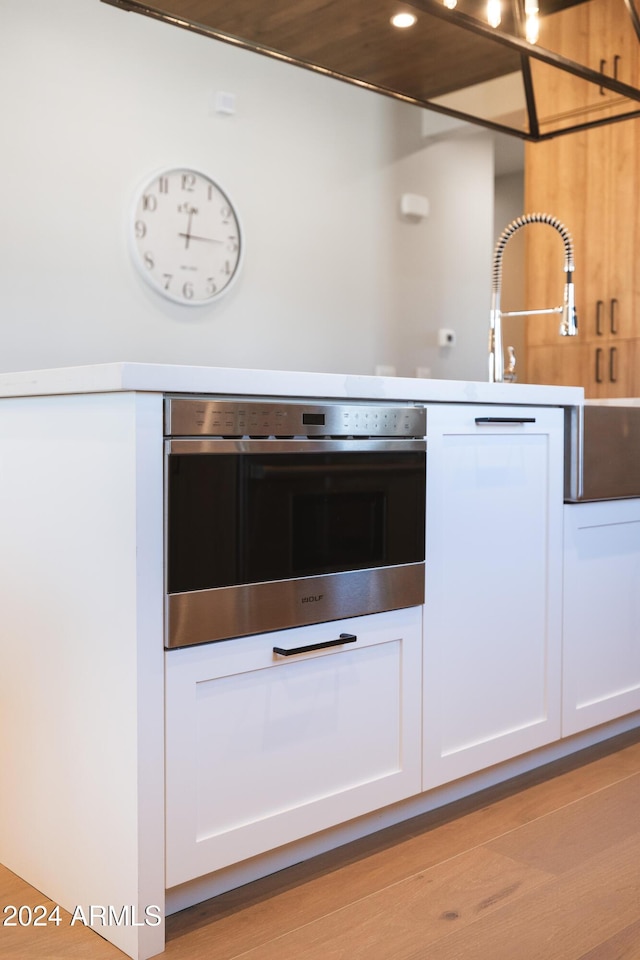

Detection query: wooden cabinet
(563, 499), (640, 736)
(533, 0), (639, 135)
(165, 607), (423, 888)
(525, 117), (640, 397)
(582, 115), (639, 397)
(588, 0), (640, 106)
(533, 0), (591, 131)
(524, 2), (640, 398)
(422, 405), (564, 789)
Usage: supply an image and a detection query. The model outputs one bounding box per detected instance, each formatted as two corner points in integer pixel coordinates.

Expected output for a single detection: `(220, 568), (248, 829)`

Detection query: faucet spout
(489, 212), (578, 383)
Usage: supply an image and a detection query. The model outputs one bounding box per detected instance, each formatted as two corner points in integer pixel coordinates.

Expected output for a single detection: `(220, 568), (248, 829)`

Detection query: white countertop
(0, 362), (583, 406)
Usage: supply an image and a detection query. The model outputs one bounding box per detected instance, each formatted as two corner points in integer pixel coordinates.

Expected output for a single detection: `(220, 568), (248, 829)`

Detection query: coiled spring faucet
(489, 212), (578, 383)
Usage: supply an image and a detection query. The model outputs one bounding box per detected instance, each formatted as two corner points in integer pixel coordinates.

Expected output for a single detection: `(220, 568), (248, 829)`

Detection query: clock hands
(179, 204), (225, 249)
(180, 207), (195, 250)
(178, 232), (224, 245)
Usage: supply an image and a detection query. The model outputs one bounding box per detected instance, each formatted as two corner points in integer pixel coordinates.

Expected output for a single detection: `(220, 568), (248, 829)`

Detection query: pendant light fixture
(524, 0), (540, 43)
(443, 0), (538, 41)
(486, 0), (502, 29)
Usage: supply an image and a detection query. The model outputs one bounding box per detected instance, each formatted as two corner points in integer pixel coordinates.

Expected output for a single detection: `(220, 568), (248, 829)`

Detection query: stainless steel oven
(164, 397), (426, 648)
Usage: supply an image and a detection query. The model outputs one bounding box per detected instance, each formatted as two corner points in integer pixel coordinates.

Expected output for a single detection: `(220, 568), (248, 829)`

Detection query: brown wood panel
(525, 343), (588, 387)
(193, 847), (552, 960)
(578, 918), (640, 959)
(487, 774), (640, 875)
(524, 26), (640, 395)
(400, 831), (640, 960)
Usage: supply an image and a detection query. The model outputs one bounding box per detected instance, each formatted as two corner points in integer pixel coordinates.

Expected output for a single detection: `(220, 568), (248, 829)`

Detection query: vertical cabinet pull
(610, 298), (619, 335)
(609, 347), (618, 384)
(595, 347), (603, 383)
(599, 55), (621, 95)
(596, 299), (604, 336)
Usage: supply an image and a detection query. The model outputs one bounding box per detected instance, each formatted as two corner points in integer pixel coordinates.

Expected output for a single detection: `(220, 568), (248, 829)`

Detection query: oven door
(165, 439), (426, 647)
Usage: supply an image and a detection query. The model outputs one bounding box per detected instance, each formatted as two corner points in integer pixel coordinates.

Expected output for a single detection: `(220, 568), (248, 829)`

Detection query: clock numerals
(142, 194), (157, 212)
(227, 235), (239, 253)
(182, 281), (195, 300)
(143, 252), (155, 271)
(163, 274), (173, 291)
(206, 278), (218, 297)
(181, 173), (197, 192)
(159, 176), (169, 194)
(135, 220), (146, 239)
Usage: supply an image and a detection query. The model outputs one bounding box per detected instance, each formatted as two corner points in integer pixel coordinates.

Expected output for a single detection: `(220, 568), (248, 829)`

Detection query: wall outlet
(374, 364), (397, 377)
(437, 328), (456, 347)
(415, 367), (431, 379)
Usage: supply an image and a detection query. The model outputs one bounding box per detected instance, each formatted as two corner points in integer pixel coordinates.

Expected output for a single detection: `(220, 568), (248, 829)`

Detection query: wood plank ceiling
(107, 0), (588, 102)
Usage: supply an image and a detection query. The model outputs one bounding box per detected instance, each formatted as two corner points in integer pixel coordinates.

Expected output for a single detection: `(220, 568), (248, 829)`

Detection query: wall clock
(131, 167), (243, 305)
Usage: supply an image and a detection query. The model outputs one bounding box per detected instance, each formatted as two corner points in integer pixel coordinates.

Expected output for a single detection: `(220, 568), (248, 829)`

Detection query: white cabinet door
(165, 607), (422, 888)
(563, 499), (640, 736)
(422, 405), (564, 789)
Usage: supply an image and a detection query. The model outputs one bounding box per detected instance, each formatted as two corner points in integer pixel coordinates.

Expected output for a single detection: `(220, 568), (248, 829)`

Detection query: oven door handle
(273, 632), (357, 657)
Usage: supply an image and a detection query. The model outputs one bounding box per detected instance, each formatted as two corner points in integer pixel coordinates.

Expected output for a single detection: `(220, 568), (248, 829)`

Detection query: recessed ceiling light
(391, 12), (417, 28)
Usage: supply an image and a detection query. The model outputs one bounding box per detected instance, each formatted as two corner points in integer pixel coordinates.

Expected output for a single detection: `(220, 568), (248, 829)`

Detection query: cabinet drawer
(165, 607), (423, 887)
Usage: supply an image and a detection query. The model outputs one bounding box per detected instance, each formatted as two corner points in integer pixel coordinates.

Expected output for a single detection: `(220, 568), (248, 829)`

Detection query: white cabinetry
(563, 499), (640, 736)
(165, 607), (422, 888)
(422, 405), (564, 789)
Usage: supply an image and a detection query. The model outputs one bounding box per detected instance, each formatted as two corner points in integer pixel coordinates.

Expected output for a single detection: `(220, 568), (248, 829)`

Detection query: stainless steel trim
(166, 438), (426, 455)
(165, 397), (426, 438)
(566, 403), (640, 502)
(166, 564), (425, 648)
(564, 404), (584, 502)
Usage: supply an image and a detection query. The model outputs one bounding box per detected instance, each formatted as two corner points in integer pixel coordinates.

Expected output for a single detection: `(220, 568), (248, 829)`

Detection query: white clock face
(131, 168), (242, 305)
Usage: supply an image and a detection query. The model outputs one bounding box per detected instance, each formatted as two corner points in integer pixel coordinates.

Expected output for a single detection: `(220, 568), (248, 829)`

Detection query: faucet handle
(560, 281), (578, 336)
(504, 345), (517, 382)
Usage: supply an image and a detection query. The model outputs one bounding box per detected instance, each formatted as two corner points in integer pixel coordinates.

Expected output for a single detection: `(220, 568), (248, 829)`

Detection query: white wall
(392, 130), (496, 381)
(3, 0), (499, 381)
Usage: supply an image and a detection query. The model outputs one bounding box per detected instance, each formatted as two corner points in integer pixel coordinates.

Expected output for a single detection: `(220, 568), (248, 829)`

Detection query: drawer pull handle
(596, 299), (604, 336)
(273, 633), (357, 657)
(474, 417), (536, 425)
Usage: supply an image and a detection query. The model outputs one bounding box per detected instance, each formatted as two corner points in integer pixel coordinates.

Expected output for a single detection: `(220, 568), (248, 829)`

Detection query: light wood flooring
(3, 728), (640, 959)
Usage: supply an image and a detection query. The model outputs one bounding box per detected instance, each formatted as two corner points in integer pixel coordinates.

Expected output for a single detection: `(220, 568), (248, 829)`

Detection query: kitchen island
(2, 363), (639, 960)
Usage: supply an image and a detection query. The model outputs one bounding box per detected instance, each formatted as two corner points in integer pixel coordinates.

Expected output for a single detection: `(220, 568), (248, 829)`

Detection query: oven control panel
(165, 398), (426, 438)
